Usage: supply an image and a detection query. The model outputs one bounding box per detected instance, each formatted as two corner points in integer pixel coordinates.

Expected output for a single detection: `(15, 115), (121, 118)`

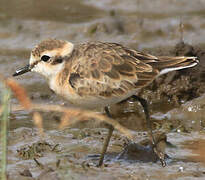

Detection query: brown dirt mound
(139, 42), (205, 109)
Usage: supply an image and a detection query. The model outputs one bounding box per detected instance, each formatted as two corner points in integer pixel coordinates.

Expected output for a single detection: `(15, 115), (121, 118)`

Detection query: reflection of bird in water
(13, 39), (198, 166)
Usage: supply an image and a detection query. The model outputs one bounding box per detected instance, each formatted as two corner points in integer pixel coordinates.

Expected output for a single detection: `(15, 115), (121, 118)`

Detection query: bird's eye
(41, 55), (50, 62)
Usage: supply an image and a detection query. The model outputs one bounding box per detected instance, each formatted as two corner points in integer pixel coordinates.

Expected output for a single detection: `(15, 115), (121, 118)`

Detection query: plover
(13, 39), (198, 166)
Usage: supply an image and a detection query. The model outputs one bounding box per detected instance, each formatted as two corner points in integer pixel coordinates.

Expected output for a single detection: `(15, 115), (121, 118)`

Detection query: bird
(13, 39), (198, 166)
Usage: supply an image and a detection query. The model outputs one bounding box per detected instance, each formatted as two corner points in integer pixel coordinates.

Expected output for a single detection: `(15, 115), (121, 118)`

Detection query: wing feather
(68, 42), (159, 98)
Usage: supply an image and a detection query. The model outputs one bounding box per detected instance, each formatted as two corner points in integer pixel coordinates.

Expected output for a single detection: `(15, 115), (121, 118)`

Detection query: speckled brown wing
(68, 42), (159, 98)
(125, 49), (198, 73)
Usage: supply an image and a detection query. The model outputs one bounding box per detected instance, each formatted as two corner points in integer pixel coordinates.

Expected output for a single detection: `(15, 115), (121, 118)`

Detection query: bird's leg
(131, 95), (155, 144)
(98, 106), (114, 167)
(131, 95), (166, 167)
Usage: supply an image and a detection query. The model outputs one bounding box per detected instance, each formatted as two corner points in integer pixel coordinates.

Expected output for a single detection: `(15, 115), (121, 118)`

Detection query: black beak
(13, 64), (31, 76)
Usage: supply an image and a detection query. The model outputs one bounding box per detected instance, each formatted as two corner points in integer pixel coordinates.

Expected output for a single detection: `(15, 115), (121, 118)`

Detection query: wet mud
(1, 0), (205, 179)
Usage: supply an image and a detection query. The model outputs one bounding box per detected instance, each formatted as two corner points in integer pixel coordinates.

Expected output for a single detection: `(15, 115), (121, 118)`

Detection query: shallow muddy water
(1, 0), (205, 179)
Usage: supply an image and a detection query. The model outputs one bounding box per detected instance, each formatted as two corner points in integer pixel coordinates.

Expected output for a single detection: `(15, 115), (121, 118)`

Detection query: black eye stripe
(41, 55), (50, 62)
(55, 58), (63, 63)
(51, 57), (64, 65)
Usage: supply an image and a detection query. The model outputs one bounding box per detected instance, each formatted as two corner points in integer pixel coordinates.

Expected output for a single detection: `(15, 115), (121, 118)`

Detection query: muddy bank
(139, 42), (205, 109)
(6, 127), (205, 180)
(6, 42), (205, 180)
(1, 0), (205, 179)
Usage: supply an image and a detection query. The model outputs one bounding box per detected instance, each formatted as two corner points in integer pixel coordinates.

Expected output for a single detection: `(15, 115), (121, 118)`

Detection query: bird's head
(13, 39), (74, 79)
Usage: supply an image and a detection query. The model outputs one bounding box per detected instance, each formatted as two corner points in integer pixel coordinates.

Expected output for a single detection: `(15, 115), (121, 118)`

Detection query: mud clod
(140, 42), (205, 108)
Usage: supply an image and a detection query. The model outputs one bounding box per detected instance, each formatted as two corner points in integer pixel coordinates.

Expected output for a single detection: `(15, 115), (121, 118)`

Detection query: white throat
(31, 61), (65, 80)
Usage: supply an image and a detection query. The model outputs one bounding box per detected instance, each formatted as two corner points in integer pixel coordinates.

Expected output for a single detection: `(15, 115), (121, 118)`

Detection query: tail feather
(147, 56), (198, 75)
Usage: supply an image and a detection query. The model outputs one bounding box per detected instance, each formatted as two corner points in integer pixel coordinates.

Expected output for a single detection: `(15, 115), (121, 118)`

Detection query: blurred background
(0, 0), (204, 84)
(1, 0), (205, 179)
(0, 0), (205, 94)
